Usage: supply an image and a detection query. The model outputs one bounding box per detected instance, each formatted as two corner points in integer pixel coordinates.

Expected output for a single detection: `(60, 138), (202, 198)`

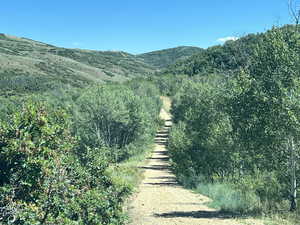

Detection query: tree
(229, 26), (300, 211)
(288, 0), (300, 26)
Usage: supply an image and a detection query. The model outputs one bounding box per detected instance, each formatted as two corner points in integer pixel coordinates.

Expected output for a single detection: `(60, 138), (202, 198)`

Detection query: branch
(288, 0), (300, 25)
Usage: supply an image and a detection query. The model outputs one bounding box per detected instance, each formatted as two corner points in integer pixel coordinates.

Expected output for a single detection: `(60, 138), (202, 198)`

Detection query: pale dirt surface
(128, 97), (263, 225)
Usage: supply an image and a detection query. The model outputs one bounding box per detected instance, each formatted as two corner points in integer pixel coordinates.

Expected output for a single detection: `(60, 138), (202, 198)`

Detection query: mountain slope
(0, 33), (155, 95)
(164, 35), (261, 76)
(164, 25), (299, 76)
(138, 46), (203, 69)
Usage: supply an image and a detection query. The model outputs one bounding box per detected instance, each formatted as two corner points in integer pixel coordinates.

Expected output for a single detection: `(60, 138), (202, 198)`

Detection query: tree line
(167, 26), (300, 215)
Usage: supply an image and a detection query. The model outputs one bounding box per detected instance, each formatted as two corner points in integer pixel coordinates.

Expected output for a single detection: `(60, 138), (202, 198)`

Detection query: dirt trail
(129, 97), (261, 225)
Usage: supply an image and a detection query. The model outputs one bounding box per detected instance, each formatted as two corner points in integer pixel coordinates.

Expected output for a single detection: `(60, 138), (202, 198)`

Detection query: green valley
(1, 24), (300, 225)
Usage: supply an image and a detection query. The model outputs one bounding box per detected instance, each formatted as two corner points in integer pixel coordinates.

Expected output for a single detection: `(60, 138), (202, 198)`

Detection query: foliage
(165, 25), (299, 77)
(0, 34), (155, 97)
(148, 74), (189, 96)
(74, 82), (161, 162)
(168, 26), (300, 215)
(0, 78), (162, 224)
(138, 46), (203, 69)
(169, 80), (234, 181)
(196, 182), (260, 213)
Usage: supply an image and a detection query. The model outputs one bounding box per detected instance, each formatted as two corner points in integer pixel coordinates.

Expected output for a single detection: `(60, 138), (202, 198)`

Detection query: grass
(105, 143), (154, 223)
(177, 175), (300, 225)
(194, 182), (261, 214)
(106, 145), (154, 191)
(259, 207), (300, 225)
(262, 215), (295, 225)
(0, 33), (156, 96)
(176, 174), (261, 213)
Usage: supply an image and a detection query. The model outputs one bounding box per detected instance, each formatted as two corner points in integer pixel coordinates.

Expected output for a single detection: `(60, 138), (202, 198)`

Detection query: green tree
(228, 27), (300, 210)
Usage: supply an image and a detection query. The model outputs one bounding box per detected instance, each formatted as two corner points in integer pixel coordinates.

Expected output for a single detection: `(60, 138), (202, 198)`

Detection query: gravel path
(128, 97), (262, 225)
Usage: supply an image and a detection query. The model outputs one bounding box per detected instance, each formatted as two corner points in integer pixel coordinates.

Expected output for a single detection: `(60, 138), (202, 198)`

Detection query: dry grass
(0, 34), (155, 89)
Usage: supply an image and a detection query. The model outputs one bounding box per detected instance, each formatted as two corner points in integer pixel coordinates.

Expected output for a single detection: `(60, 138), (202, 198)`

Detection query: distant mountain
(137, 46), (203, 69)
(0, 33), (155, 95)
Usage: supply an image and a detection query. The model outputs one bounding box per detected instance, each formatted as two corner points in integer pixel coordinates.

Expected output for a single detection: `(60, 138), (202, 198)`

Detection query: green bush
(0, 101), (133, 224)
(169, 80), (234, 181)
(234, 171), (283, 211)
(74, 83), (161, 162)
(149, 74), (189, 96)
(0, 102), (75, 224)
(167, 26), (300, 214)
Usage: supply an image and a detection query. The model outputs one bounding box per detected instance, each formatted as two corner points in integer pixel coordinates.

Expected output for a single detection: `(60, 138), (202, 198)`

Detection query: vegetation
(138, 46), (203, 69)
(0, 34), (205, 97)
(0, 33), (155, 96)
(167, 26), (300, 222)
(0, 80), (162, 224)
(2, 21), (300, 224)
(164, 25), (299, 77)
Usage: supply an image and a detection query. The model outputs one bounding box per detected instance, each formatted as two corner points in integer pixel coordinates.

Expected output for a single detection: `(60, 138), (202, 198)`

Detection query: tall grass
(177, 175), (261, 214)
(106, 143), (154, 191)
(195, 182), (261, 214)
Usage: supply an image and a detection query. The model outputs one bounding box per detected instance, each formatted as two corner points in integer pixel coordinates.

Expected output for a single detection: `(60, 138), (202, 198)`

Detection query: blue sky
(1, 0), (293, 54)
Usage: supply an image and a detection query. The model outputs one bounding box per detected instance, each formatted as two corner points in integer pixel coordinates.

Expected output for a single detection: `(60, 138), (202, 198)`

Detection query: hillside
(0, 33), (155, 95)
(0, 34), (206, 96)
(164, 25), (300, 76)
(137, 46), (203, 69)
(163, 35), (262, 76)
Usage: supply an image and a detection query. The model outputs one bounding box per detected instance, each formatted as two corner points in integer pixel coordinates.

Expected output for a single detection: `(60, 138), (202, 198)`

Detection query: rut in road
(128, 97), (262, 225)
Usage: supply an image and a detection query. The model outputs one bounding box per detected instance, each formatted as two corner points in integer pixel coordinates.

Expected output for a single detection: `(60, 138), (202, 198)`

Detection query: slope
(0, 33), (155, 96)
(138, 46), (203, 69)
(164, 25), (299, 76)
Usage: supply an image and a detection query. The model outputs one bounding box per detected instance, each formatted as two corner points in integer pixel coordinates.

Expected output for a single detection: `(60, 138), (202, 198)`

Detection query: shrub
(74, 83), (161, 162)
(0, 101), (131, 224)
(0, 102), (76, 224)
(167, 26), (300, 214)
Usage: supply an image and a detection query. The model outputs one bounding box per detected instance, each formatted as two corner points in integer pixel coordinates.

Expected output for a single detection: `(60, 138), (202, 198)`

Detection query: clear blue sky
(1, 0), (293, 54)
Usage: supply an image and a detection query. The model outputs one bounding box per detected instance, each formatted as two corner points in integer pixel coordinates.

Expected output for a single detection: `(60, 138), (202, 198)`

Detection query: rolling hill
(137, 46), (203, 69)
(163, 35), (261, 76)
(0, 34), (204, 96)
(164, 25), (300, 77)
(0, 33), (155, 95)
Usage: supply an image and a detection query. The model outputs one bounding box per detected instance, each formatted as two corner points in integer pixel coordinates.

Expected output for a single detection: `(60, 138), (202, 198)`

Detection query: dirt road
(129, 97), (261, 225)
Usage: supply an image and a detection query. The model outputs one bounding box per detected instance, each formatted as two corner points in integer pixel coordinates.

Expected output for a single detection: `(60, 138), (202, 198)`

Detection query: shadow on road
(143, 182), (178, 186)
(152, 150), (168, 155)
(147, 157), (169, 161)
(138, 165), (171, 170)
(154, 210), (240, 219)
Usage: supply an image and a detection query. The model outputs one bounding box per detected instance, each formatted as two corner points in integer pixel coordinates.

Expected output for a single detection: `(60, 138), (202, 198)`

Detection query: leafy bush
(74, 83), (161, 162)
(169, 80), (233, 181)
(0, 102), (76, 224)
(149, 74), (189, 96)
(0, 98), (149, 224)
(167, 26), (300, 215)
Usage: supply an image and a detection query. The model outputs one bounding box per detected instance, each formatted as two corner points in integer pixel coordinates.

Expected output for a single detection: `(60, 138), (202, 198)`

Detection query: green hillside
(0, 33), (155, 96)
(164, 26), (300, 76)
(164, 34), (262, 76)
(137, 46), (203, 69)
(1, 24), (300, 225)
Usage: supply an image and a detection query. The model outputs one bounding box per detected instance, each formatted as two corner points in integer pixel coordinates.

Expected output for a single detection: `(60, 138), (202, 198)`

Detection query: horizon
(0, 32), (203, 54)
(1, 0), (294, 54)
